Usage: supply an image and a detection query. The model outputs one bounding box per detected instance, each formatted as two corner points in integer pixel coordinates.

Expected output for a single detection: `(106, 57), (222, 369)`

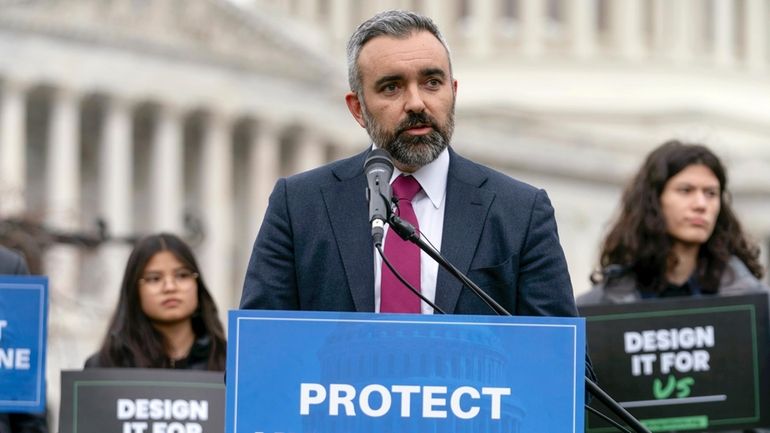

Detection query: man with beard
(240, 10), (579, 321)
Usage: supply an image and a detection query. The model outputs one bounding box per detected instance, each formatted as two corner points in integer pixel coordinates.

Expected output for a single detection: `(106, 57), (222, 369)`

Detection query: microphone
(364, 148), (394, 245)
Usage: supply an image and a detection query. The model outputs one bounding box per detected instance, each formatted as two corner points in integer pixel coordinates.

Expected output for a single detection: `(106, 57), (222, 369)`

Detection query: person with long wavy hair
(85, 233), (226, 370)
(580, 140), (767, 304)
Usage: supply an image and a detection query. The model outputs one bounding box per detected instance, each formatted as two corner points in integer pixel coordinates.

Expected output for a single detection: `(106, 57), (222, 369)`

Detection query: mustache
(396, 112), (439, 136)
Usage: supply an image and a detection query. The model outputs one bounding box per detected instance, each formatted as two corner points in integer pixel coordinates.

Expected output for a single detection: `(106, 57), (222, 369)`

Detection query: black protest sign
(581, 292), (770, 432)
(59, 368), (225, 433)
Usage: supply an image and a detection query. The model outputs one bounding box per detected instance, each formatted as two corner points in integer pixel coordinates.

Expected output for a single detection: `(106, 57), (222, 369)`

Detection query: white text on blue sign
(300, 383), (511, 419)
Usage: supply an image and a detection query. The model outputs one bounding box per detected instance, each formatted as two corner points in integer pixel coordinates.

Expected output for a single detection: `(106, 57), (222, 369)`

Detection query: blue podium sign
(0, 275), (48, 413)
(227, 310), (585, 433)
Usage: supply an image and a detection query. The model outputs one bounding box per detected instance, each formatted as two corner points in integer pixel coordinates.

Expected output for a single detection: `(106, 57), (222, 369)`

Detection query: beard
(361, 101), (455, 169)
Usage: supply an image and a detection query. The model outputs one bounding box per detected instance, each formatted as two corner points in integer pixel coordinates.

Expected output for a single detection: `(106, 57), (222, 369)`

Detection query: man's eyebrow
(421, 68), (447, 78)
(373, 68), (448, 87)
(373, 74), (403, 89)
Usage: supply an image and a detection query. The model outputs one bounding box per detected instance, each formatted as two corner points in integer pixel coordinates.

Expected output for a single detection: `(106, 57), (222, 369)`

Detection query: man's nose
(404, 84), (426, 113)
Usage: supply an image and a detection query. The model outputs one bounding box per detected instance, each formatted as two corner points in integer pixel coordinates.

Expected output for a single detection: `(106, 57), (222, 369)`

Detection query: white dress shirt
(374, 147), (449, 314)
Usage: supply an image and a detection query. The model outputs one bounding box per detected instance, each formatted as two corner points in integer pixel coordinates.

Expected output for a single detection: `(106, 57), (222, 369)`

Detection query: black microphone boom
(364, 148), (394, 246)
(387, 214), (652, 433)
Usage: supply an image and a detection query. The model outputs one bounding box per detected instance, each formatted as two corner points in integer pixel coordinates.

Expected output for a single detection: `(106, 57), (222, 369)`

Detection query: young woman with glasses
(85, 233), (226, 370)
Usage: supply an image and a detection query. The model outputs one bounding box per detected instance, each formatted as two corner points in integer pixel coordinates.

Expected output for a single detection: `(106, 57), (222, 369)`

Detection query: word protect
(300, 383), (511, 420)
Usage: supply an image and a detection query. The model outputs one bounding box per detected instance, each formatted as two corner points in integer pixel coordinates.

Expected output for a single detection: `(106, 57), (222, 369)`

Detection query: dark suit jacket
(241, 147), (578, 319)
(0, 246), (29, 275)
(0, 246), (49, 433)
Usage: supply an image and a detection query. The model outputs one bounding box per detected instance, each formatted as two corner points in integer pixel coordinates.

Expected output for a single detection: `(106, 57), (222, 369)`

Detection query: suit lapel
(321, 150), (375, 312)
(434, 150), (494, 313)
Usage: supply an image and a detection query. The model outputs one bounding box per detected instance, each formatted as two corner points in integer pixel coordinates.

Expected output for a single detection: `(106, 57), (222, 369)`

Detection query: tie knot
(392, 175), (422, 201)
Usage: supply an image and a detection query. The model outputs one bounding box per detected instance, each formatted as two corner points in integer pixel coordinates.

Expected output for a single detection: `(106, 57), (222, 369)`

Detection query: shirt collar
(390, 147), (449, 209)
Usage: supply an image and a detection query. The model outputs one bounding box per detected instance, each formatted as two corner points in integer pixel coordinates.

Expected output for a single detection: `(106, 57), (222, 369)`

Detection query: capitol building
(311, 324), (525, 432)
(1, 0), (770, 424)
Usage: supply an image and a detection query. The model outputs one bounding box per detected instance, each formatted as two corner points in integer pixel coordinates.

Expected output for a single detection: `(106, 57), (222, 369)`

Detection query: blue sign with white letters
(0, 275), (48, 413)
(227, 310), (585, 433)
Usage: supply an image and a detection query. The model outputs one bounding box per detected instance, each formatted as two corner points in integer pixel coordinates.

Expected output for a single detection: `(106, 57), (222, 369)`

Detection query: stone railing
(253, 0), (768, 72)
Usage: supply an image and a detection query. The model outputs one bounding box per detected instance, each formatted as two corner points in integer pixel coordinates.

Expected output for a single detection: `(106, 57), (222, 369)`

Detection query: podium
(226, 310), (585, 433)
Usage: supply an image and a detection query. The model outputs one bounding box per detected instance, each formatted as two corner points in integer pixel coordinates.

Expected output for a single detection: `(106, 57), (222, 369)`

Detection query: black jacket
(84, 335), (215, 370)
(0, 414), (48, 433)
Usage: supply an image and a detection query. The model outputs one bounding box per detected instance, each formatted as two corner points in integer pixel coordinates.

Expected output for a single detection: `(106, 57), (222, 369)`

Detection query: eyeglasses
(139, 269), (199, 290)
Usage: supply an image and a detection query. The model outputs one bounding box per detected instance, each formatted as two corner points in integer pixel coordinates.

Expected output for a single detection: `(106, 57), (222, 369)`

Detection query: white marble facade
(1, 0), (770, 424)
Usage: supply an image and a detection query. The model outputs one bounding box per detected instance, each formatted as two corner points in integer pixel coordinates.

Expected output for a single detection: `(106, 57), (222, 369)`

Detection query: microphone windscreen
(364, 148), (394, 171)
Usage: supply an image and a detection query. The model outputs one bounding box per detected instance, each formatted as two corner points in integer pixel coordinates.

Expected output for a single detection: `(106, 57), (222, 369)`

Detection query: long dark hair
(597, 140), (763, 294)
(94, 233), (226, 370)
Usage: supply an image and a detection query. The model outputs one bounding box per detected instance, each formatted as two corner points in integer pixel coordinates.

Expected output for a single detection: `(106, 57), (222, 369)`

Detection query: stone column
(611, 0), (644, 60)
(269, 0), (291, 15)
(521, 0), (545, 57)
(423, 0), (452, 41)
(45, 87), (81, 298)
(650, 0), (668, 57)
(468, 0), (496, 59)
(359, 0), (392, 19)
(713, 0), (735, 67)
(567, 0), (597, 59)
(329, 0), (352, 47)
(236, 118), (281, 299)
(0, 79), (27, 217)
(373, 0), (399, 14)
(296, 0), (317, 22)
(249, 119), (281, 239)
(669, 0), (695, 63)
(199, 111), (235, 313)
(744, 0), (767, 72)
(150, 104), (184, 234)
(292, 127), (325, 175)
(99, 95), (133, 307)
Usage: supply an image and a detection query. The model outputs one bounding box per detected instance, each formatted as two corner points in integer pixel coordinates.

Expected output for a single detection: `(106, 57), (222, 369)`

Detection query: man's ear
(345, 92), (367, 128)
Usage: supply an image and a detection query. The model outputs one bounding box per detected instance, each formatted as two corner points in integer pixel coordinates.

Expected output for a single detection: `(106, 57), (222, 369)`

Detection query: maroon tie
(381, 175), (422, 313)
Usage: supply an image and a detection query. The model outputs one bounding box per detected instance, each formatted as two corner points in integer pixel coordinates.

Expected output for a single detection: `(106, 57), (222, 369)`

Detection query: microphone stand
(388, 215), (651, 433)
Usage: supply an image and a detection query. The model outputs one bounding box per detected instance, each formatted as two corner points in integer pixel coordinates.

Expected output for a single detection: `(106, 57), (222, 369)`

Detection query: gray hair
(346, 10), (452, 95)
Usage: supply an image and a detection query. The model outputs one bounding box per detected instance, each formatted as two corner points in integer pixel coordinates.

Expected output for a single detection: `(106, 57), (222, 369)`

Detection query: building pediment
(0, 0), (340, 85)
